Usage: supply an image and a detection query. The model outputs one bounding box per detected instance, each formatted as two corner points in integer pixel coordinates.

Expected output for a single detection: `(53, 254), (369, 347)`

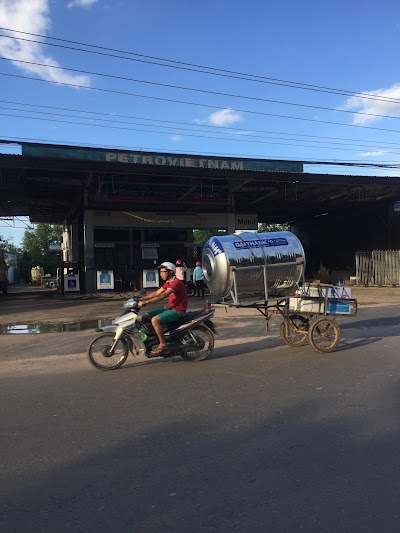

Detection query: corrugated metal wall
(355, 250), (400, 286)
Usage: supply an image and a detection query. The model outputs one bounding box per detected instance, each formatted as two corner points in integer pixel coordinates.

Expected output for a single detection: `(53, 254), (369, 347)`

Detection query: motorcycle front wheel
(180, 325), (214, 362)
(87, 333), (129, 370)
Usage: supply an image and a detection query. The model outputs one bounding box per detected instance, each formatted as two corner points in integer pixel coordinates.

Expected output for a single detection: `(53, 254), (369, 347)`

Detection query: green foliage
(0, 235), (17, 252)
(193, 224), (288, 248)
(257, 223), (289, 233)
(20, 224), (63, 278)
(0, 236), (19, 266)
(193, 229), (227, 246)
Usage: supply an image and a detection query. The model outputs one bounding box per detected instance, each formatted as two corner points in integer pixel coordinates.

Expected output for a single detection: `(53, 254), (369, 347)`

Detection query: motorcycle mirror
(132, 289), (147, 298)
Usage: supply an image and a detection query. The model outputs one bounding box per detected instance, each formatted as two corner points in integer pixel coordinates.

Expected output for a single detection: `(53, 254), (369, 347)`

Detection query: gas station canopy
(1, 142), (400, 225)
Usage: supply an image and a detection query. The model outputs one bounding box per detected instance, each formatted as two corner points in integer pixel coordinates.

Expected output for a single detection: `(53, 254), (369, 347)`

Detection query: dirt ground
(1, 284), (399, 374)
(0, 285), (399, 326)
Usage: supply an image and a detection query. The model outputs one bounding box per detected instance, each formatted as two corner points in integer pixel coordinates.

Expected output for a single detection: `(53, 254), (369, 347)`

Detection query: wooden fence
(355, 250), (400, 286)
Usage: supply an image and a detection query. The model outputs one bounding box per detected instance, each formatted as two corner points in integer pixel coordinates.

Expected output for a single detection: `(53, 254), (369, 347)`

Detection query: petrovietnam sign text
(106, 153), (244, 170)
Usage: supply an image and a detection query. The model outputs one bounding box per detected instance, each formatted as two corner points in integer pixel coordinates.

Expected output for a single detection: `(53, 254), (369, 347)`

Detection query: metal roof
(1, 147), (400, 224)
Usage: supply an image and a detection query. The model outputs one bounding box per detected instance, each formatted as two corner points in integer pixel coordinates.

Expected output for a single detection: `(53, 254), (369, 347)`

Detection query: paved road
(1, 290), (400, 531)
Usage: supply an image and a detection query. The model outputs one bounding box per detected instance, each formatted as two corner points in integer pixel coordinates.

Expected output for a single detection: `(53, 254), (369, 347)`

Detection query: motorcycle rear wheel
(87, 333), (129, 370)
(186, 282), (196, 297)
(180, 325), (214, 361)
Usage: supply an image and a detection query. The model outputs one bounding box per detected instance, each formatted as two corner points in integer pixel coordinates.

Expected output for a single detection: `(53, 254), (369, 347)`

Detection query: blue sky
(1, 0), (400, 244)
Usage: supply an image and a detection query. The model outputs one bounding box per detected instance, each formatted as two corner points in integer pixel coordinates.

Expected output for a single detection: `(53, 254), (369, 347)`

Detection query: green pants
(146, 308), (186, 324)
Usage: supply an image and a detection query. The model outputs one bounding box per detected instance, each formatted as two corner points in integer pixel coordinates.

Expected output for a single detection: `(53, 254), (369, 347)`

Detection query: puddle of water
(0, 318), (113, 334)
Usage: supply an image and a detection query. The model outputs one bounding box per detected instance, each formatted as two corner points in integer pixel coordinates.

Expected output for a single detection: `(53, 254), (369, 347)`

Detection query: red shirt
(162, 277), (187, 313)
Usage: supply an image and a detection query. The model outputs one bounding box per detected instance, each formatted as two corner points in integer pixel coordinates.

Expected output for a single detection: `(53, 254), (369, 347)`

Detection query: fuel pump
(60, 261), (81, 294)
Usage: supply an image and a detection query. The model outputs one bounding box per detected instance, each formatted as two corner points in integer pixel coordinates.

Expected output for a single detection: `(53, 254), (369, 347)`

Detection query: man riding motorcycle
(138, 262), (188, 356)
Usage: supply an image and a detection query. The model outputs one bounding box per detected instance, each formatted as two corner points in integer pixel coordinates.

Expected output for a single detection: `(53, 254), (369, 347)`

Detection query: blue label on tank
(206, 237), (224, 256)
(233, 238), (288, 249)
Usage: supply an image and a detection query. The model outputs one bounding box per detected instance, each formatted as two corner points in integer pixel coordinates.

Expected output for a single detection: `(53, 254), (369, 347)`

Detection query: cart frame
(211, 264), (357, 353)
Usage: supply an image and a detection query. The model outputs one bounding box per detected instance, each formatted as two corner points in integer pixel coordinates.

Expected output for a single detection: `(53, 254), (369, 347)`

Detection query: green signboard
(22, 143), (303, 173)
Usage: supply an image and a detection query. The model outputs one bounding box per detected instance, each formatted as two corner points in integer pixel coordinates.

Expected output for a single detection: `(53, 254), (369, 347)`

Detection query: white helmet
(158, 261), (176, 274)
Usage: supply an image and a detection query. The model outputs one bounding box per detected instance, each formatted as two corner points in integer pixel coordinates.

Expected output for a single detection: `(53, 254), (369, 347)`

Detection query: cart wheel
(280, 314), (309, 347)
(309, 318), (340, 353)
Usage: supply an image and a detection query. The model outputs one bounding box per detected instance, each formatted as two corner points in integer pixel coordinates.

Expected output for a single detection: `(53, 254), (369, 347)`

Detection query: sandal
(150, 346), (168, 356)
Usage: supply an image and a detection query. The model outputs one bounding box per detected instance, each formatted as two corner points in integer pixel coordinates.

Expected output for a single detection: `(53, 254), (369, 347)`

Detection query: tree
(21, 224), (63, 277)
(0, 235), (17, 250)
(193, 229), (227, 247)
(257, 223), (289, 233)
(0, 236), (19, 265)
(193, 224), (289, 246)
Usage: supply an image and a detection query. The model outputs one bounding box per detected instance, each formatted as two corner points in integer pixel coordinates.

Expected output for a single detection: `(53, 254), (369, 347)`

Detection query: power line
(1, 104), (399, 153)
(2, 57), (400, 124)
(1, 27), (400, 105)
(0, 216), (33, 230)
(3, 98), (400, 148)
(3, 70), (400, 136)
(2, 107), (400, 154)
(7, 110), (397, 153)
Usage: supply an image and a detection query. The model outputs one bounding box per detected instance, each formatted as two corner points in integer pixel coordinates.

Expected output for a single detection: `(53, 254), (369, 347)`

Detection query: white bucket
(349, 276), (358, 286)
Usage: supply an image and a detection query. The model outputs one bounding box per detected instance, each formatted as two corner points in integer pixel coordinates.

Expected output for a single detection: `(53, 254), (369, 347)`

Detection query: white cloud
(340, 84), (400, 125)
(195, 108), (242, 127)
(68, 0), (99, 8)
(227, 130), (254, 136)
(170, 135), (182, 142)
(359, 150), (389, 157)
(0, 0), (90, 86)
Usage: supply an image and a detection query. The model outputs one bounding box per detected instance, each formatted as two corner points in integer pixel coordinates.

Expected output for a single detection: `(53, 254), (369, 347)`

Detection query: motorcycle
(86, 295), (217, 370)
(185, 279), (196, 297)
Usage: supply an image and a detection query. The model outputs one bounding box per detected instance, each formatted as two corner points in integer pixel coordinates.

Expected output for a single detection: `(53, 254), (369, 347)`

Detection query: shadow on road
(341, 314), (400, 331)
(2, 381), (400, 532)
(334, 336), (383, 352)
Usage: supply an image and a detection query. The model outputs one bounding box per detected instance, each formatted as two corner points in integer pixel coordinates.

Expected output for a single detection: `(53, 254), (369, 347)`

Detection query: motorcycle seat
(140, 309), (208, 333)
(169, 309), (209, 327)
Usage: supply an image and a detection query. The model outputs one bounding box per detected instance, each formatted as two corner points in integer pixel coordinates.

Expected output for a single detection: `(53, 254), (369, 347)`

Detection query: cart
(210, 263), (357, 354)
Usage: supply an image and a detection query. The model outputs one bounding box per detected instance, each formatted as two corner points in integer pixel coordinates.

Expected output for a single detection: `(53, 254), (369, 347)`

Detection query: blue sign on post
(97, 270), (114, 291)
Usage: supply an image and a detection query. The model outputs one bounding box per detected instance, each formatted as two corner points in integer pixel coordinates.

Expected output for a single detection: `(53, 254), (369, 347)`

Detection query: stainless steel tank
(202, 231), (305, 298)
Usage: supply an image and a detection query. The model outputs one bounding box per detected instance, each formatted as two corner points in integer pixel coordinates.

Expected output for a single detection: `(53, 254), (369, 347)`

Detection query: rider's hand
(138, 300), (146, 308)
